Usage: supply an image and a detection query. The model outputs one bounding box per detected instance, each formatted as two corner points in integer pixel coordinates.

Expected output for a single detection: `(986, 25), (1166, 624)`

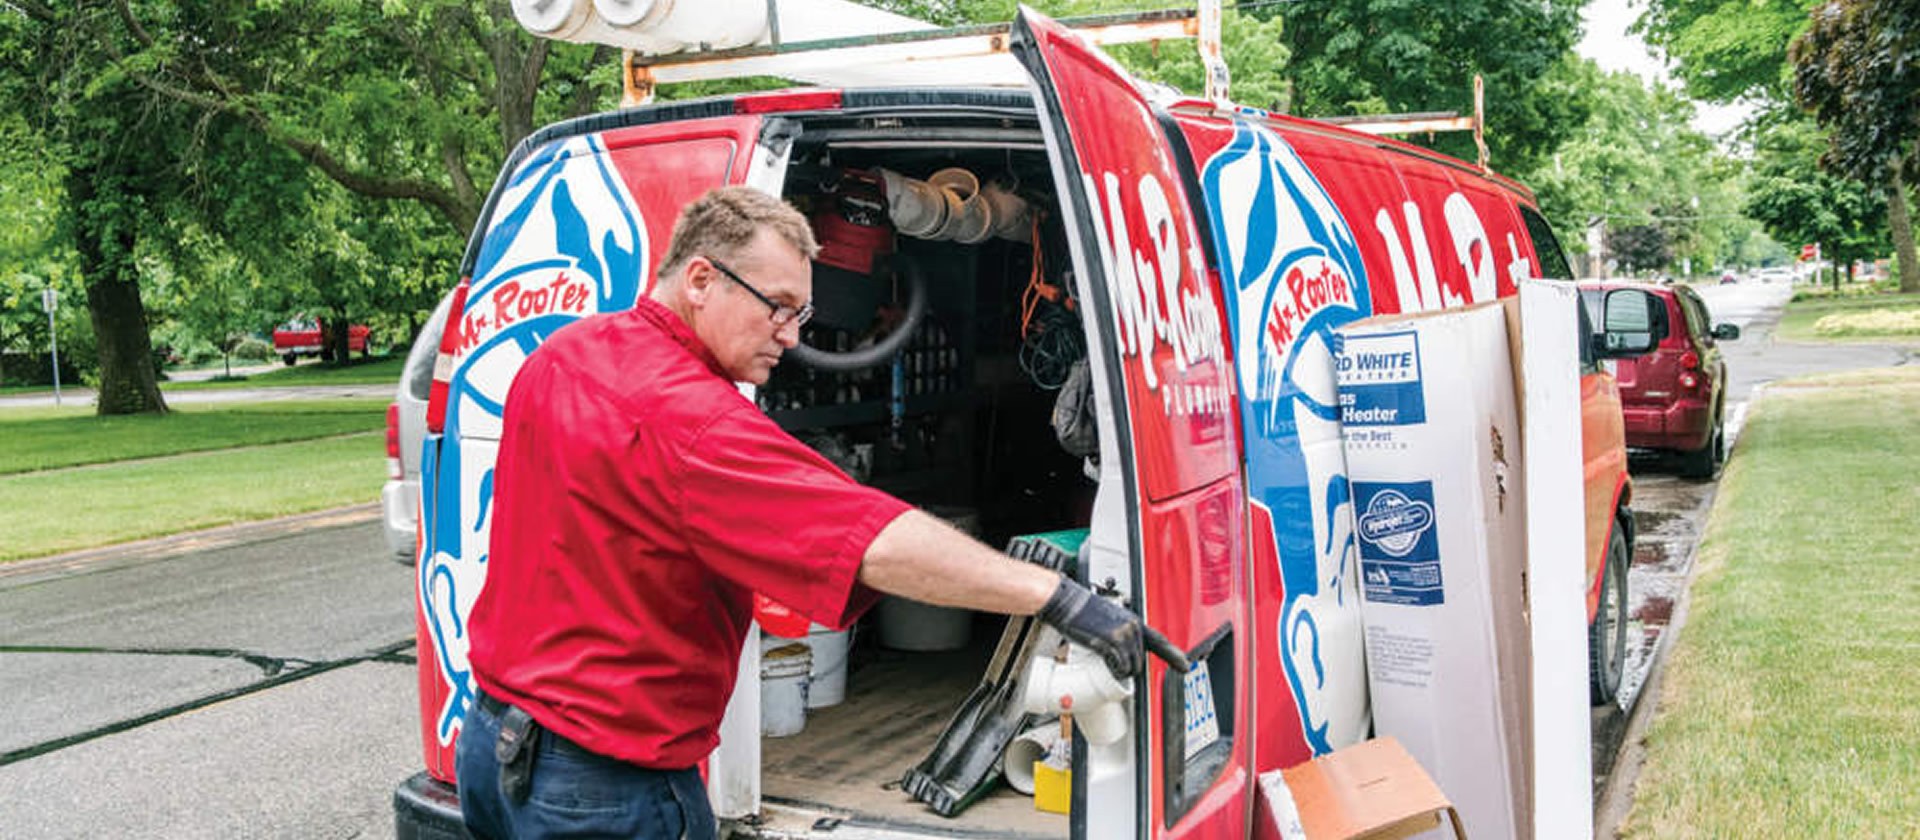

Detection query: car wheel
(1589, 520), (1630, 706)
(1678, 421), (1723, 479)
(282, 353), (297, 367)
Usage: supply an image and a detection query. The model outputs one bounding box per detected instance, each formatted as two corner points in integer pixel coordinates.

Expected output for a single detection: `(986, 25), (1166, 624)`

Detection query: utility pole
(42, 287), (61, 406)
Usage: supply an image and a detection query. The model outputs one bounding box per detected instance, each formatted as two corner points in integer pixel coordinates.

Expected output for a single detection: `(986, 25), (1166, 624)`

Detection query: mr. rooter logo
(418, 134), (646, 747)
(1201, 120), (1373, 756)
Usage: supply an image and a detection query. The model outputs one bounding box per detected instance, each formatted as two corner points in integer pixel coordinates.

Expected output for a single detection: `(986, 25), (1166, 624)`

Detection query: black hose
(788, 258), (929, 371)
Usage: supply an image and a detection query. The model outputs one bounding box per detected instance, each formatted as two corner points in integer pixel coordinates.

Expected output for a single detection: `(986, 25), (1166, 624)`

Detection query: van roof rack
(1313, 76), (1489, 170)
(615, 8), (1201, 104)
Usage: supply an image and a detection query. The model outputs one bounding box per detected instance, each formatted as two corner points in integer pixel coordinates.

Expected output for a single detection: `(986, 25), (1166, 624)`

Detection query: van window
(1519, 206), (1573, 280)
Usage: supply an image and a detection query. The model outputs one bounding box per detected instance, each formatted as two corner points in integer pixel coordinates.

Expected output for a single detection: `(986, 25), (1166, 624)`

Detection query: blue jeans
(456, 692), (716, 840)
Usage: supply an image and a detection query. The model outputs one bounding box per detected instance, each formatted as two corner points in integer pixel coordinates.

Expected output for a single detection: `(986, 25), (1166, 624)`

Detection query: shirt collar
(634, 296), (728, 380)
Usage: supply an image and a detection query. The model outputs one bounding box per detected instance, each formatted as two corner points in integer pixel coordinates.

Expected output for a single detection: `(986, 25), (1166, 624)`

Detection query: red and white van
(395, 8), (1640, 838)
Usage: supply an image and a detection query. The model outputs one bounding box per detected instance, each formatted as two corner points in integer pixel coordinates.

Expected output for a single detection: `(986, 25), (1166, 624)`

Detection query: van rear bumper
(1623, 400), (1713, 451)
(393, 771), (468, 840)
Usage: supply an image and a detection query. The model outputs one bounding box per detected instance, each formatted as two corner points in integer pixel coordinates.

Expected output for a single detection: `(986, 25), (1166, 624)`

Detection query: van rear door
(415, 113), (766, 784)
(1012, 11), (1249, 839)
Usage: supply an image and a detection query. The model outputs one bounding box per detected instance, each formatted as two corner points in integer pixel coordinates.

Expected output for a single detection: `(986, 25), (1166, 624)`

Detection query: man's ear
(682, 259), (714, 307)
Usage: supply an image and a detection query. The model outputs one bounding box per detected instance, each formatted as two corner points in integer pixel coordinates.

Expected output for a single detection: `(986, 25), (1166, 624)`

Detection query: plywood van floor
(761, 642), (1065, 838)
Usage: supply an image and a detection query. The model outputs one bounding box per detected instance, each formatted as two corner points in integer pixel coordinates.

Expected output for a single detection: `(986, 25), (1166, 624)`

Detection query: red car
(271, 317), (370, 365)
(1579, 281), (1740, 478)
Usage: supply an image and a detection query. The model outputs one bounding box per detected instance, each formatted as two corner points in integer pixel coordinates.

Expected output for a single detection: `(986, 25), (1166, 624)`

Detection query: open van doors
(1012, 10), (1251, 838)
(414, 113), (768, 785)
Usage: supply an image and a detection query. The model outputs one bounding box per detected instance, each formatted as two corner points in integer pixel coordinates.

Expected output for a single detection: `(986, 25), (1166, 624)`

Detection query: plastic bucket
(760, 642), (812, 737)
(877, 596), (971, 651)
(804, 625), (851, 708)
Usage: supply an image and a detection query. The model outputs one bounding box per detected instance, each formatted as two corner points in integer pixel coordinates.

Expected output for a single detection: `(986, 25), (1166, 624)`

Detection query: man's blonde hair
(656, 186), (818, 283)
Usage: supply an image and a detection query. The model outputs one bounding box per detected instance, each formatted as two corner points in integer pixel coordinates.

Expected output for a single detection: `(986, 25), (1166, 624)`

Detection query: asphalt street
(0, 513), (418, 839)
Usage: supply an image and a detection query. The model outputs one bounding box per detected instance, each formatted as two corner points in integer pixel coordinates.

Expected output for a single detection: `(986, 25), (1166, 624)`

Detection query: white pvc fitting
(1002, 722), (1062, 794)
(1023, 651), (1134, 746)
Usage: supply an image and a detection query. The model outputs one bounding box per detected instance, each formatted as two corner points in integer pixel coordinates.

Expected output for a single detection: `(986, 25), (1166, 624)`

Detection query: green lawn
(0, 398), (388, 474)
(1622, 366), (1920, 838)
(0, 433), (387, 562)
(1777, 289), (1920, 342)
(163, 355), (406, 389)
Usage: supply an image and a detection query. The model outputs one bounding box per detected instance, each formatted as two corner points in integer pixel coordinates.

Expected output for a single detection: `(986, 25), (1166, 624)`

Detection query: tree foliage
(1638, 0), (1818, 105)
(1744, 116), (1890, 280)
(1791, 0), (1920, 291)
(1275, 0), (1587, 175)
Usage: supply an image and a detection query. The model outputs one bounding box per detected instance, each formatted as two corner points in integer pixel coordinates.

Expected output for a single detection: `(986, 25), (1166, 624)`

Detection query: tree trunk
(69, 168), (167, 416)
(1890, 163), (1919, 293)
(325, 317), (350, 366)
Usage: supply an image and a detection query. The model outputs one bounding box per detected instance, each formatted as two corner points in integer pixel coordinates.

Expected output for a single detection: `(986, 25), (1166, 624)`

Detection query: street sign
(42, 287), (56, 312)
(1800, 243), (1819, 261)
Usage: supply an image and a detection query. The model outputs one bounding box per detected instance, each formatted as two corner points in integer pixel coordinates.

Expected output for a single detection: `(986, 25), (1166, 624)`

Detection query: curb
(0, 503), (382, 583)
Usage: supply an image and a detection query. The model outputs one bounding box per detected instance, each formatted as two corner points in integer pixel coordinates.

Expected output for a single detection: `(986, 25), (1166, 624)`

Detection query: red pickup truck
(271, 317), (369, 365)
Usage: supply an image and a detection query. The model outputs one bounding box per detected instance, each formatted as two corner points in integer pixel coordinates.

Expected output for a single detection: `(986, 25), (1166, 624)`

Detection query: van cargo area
(747, 106), (1082, 837)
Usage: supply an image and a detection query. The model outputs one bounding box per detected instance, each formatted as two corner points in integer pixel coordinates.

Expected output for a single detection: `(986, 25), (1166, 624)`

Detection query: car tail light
(1680, 350), (1700, 370)
(425, 280), (471, 435)
(385, 403), (403, 480)
(1679, 371), (1699, 390)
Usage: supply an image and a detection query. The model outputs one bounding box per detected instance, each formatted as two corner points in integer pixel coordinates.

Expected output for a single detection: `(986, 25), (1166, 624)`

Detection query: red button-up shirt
(468, 297), (909, 769)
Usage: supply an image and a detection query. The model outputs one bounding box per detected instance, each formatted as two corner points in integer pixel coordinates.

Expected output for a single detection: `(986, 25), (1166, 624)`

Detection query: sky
(1575, 0), (1755, 140)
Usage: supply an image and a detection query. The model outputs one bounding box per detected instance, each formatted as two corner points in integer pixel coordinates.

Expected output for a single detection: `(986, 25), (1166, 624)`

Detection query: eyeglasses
(706, 256), (814, 328)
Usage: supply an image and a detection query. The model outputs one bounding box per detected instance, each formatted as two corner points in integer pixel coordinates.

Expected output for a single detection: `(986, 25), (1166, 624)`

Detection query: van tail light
(425, 280), (471, 435)
(1679, 350), (1700, 370)
(385, 403), (404, 480)
(1679, 371), (1700, 390)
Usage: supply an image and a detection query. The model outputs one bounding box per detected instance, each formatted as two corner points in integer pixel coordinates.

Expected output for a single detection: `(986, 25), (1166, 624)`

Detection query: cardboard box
(1335, 302), (1525, 840)
(1255, 737), (1465, 840)
(1330, 282), (1596, 840)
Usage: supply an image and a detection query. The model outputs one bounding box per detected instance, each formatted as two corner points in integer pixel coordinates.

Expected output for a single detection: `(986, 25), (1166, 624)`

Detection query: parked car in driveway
(1579, 280), (1740, 478)
(272, 317), (370, 365)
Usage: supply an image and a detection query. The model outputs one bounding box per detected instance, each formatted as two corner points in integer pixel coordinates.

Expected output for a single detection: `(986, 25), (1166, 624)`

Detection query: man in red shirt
(456, 186), (1183, 840)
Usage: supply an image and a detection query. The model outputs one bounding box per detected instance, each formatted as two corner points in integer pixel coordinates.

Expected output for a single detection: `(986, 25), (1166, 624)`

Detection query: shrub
(231, 336), (276, 362)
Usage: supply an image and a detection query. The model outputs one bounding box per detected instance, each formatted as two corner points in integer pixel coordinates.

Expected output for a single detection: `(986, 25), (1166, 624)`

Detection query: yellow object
(1032, 761), (1071, 814)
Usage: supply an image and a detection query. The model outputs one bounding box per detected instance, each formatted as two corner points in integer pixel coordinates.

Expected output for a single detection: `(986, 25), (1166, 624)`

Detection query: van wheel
(282, 353), (298, 367)
(1678, 421), (1722, 479)
(1589, 521), (1630, 706)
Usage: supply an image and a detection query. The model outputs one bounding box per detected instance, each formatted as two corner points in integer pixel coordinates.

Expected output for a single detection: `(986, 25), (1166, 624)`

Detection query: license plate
(1181, 661), (1220, 760)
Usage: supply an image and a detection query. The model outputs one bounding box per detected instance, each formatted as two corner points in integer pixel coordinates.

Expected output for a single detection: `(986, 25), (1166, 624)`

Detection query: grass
(0, 355), (404, 397)
(1777, 289), (1920, 342)
(1621, 365), (1920, 838)
(0, 433), (386, 562)
(163, 355), (406, 389)
(0, 398), (388, 474)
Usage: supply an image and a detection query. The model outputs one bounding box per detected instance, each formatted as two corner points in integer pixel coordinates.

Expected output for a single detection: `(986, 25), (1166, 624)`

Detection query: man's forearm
(857, 509), (1057, 615)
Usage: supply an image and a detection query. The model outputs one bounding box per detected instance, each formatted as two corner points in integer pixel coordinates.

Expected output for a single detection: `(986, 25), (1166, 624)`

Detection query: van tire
(1589, 520), (1630, 706)
(1678, 421), (1722, 480)
(283, 353), (298, 366)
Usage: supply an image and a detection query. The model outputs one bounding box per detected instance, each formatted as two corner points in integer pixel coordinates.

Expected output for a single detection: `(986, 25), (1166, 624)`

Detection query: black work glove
(1036, 575), (1191, 679)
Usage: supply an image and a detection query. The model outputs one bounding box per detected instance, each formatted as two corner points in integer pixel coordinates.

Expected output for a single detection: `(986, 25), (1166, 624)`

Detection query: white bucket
(877, 596), (972, 652)
(760, 643), (812, 737)
(760, 624), (853, 708)
(804, 625), (851, 708)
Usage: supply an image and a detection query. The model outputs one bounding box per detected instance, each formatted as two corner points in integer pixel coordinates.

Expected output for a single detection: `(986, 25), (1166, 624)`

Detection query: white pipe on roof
(510, 0), (933, 58)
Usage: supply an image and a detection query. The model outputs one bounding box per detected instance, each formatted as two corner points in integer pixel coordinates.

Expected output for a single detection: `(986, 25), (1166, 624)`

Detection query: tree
(1609, 224), (1671, 273)
(1744, 116), (1890, 288)
(1274, 0), (1589, 176)
(1637, 0), (1818, 106)
(1791, 0), (1920, 291)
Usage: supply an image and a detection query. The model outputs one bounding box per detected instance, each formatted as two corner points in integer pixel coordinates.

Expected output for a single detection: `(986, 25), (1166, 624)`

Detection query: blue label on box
(1334, 330), (1425, 426)
(1353, 480), (1443, 606)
